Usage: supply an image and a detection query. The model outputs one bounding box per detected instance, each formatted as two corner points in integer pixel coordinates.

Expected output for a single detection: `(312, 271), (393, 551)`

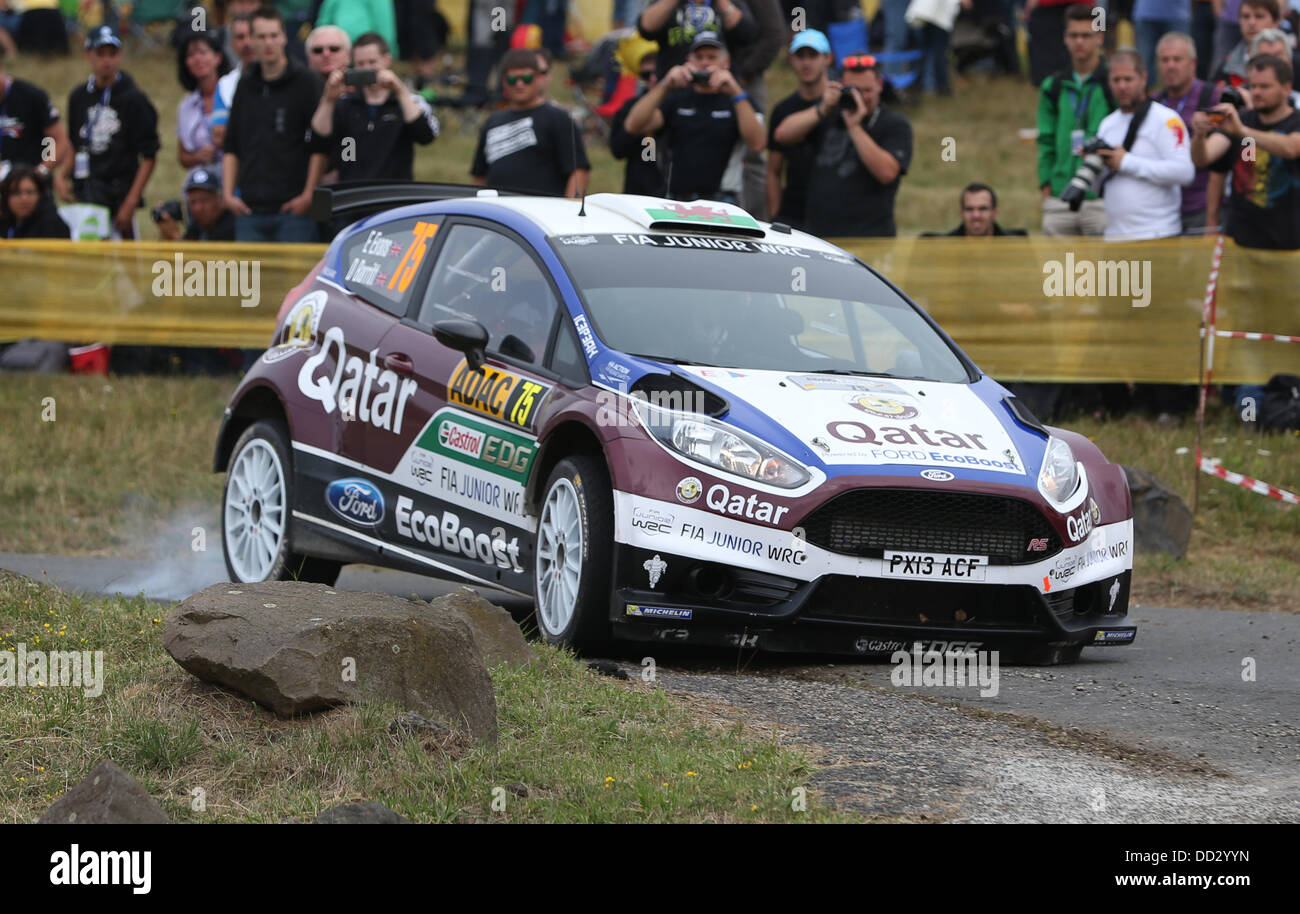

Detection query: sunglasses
(310, 45), (343, 54)
(639, 69), (656, 80)
(841, 54), (877, 70)
(505, 73), (536, 85)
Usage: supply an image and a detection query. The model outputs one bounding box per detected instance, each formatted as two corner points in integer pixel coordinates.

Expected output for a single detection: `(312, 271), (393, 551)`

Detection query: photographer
(623, 31), (765, 203)
(155, 168), (235, 242)
(775, 53), (913, 237)
(312, 32), (438, 182)
(1193, 53), (1300, 249)
(1036, 5), (1114, 236)
(1093, 49), (1194, 240)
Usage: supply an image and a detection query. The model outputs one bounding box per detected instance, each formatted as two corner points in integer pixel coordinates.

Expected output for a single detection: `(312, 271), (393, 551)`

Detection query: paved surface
(3, 551), (1296, 822)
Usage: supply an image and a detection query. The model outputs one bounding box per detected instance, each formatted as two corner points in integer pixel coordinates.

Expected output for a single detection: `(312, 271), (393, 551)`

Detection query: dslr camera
(151, 199), (184, 224)
(1059, 138), (1111, 212)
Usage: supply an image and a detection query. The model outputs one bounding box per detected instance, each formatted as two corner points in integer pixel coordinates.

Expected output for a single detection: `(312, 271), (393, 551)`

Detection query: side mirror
(433, 318), (489, 372)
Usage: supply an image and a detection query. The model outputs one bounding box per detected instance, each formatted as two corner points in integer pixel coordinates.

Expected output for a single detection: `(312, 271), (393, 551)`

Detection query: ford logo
(920, 469), (955, 482)
(326, 478), (385, 526)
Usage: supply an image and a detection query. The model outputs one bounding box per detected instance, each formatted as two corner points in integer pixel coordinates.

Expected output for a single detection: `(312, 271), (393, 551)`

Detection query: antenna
(578, 189), (586, 216)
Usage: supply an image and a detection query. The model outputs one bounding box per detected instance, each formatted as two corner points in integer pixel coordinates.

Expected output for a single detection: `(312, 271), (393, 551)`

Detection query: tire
(221, 419), (341, 586)
(533, 455), (613, 649)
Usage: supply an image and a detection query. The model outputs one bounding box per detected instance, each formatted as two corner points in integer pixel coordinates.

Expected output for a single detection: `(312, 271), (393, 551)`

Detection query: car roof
(420, 192), (855, 257)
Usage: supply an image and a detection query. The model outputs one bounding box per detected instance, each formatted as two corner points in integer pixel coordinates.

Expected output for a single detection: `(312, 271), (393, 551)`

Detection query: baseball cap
(184, 168), (221, 194)
(85, 26), (122, 50)
(688, 31), (726, 54)
(789, 30), (831, 55)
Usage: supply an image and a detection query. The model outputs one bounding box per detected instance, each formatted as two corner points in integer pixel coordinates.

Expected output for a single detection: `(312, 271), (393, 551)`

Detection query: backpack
(1259, 374), (1300, 433)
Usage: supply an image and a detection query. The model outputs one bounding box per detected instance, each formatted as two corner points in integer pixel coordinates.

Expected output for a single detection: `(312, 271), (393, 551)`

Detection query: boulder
(163, 582), (497, 742)
(315, 801), (409, 824)
(1123, 466), (1194, 559)
(433, 587), (536, 669)
(38, 761), (170, 824)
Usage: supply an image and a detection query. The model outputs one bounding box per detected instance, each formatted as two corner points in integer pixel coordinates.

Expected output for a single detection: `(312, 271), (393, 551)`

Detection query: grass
(0, 373), (1296, 611)
(1067, 409), (1300, 612)
(0, 570), (842, 823)
(5, 38), (1046, 237)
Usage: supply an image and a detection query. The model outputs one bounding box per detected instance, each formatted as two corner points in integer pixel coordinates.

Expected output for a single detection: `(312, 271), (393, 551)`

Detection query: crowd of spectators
(0, 0), (1295, 252)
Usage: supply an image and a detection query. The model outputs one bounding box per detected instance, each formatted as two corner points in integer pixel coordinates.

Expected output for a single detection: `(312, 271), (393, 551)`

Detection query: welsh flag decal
(646, 202), (761, 229)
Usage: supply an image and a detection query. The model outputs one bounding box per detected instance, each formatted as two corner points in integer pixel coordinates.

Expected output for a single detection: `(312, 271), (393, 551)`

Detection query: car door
(292, 212), (443, 534)
(378, 218), (575, 593)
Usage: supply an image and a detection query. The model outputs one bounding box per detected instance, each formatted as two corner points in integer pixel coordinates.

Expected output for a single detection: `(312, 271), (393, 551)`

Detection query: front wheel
(533, 455), (613, 649)
(221, 419), (340, 586)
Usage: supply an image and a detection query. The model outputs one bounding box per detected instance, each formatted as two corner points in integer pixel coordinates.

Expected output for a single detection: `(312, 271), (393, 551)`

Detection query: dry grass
(1066, 408), (1300, 612)
(0, 571), (841, 823)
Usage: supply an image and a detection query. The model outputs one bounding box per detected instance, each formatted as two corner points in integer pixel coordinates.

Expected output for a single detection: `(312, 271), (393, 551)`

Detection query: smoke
(109, 505), (229, 602)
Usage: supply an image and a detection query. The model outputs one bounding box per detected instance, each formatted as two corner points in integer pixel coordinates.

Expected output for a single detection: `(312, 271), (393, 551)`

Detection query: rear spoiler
(310, 181), (557, 223)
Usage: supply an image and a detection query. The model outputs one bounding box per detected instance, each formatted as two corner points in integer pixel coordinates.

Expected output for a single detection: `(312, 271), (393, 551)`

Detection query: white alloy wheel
(224, 437), (287, 582)
(536, 477), (583, 636)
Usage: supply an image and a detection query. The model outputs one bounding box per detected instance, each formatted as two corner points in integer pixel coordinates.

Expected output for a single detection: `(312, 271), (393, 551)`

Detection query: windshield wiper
(804, 368), (898, 378)
(625, 353), (681, 364)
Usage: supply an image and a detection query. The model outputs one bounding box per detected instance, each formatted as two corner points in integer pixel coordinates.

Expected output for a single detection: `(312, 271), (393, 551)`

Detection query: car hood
(671, 366), (1041, 483)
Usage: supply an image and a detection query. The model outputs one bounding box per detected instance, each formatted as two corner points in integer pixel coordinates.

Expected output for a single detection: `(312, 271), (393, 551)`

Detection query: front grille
(809, 577), (1043, 629)
(800, 488), (1059, 564)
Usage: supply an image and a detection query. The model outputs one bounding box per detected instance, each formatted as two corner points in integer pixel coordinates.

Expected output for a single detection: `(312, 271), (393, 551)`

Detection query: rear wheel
(533, 455), (613, 649)
(222, 419), (340, 586)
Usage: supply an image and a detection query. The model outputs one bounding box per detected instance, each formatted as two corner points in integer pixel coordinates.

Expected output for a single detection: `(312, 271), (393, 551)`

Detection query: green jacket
(1037, 65), (1116, 198)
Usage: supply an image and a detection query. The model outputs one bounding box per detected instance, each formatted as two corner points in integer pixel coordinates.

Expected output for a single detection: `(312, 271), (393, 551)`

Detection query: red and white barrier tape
(1201, 329), (1300, 343)
(1198, 458), (1300, 505)
(1201, 234), (1224, 324)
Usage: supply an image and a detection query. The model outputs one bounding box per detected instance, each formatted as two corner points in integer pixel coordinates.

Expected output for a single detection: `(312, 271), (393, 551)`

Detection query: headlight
(1038, 436), (1080, 505)
(635, 399), (810, 489)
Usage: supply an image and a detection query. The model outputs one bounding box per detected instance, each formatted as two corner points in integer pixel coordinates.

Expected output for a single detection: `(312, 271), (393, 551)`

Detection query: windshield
(550, 234), (970, 383)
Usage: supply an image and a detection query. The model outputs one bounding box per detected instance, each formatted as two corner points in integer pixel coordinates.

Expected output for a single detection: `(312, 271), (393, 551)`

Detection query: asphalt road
(3, 550), (1296, 822)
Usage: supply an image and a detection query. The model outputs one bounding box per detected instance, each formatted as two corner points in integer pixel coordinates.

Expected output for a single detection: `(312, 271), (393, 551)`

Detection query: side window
(340, 216), (442, 316)
(418, 224), (559, 365)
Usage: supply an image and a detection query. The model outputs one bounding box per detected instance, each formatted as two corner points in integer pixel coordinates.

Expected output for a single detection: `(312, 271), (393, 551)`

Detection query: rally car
(215, 184), (1136, 663)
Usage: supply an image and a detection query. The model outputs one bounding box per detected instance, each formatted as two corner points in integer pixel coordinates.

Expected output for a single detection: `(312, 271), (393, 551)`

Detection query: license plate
(882, 551), (988, 581)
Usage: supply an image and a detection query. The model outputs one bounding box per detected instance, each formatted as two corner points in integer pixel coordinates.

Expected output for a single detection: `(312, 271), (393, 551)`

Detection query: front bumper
(609, 545), (1136, 656)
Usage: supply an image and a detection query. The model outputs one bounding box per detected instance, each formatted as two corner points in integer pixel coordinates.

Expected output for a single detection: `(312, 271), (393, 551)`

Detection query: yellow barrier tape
(1, 237), (1296, 383)
(0, 241), (324, 349)
(833, 236), (1300, 384)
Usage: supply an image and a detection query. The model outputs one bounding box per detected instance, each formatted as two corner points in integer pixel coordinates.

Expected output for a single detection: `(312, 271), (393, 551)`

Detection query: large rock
(434, 587), (535, 669)
(38, 761), (170, 824)
(1123, 466), (1194, 559)
(163, 583), (497, 742)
